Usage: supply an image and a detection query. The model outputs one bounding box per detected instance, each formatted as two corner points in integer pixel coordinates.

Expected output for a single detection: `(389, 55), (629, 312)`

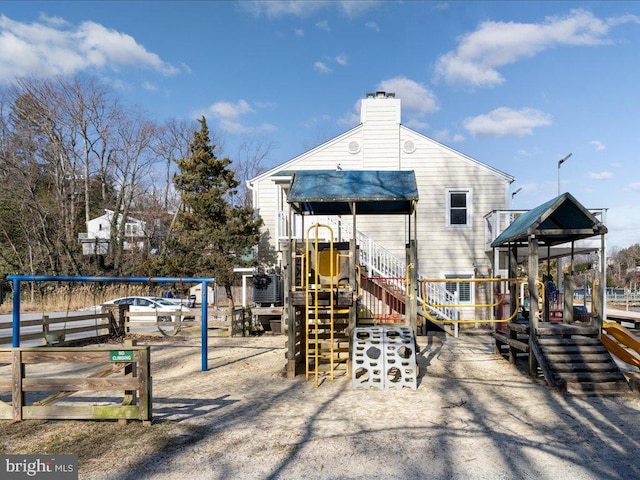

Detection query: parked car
(102, 296), (195, 322)
(156, 295), (197, 308)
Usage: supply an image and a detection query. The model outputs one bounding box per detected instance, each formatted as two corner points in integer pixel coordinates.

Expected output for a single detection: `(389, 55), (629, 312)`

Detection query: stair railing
(323, 216), (458, 321)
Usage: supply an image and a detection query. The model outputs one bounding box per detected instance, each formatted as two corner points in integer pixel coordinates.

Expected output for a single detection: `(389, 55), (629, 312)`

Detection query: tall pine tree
(160, 117), (262, 305)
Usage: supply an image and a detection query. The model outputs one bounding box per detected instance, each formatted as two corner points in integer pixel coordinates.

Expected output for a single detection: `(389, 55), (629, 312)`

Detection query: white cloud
(376, 77), (439, 115)
(434, 9), (640, 87)
(240, 1), (325, 18)
(630, 183), (640, 192)
(590, 140), (606, 150)
(240, 0), (379, 18)
(0, 14), (179, 82)
(314, 61), (331, 74)
(335, 53), (348, 66)
(433, 2), (449, 11)
(463, 107), (552, 137)
(612, 161), (623, 168)
(209, 99), (254, 120)
(365, 21), (380, 32)
(141, 81), (158, 92)
(294, 28), (304, 37)
(337, 111), (359, 127)
(316, 20), (331, 32)
(405, 119), (429, 131)
(433, 128), (465, 143)
(433, 129), (450, 142)
(588, 171), (613, 180)
(38, 13), (68, 28)
(339, 1), (380, 17)
(219, 119), (276, 134)
(202, 99), (276, 135)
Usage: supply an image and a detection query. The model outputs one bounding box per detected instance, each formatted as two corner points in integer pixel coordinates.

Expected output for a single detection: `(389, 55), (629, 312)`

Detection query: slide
(603, 321), (640, 368)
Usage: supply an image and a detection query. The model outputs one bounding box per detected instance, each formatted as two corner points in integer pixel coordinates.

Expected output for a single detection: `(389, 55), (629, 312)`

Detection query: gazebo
(490, 193), (627, 394)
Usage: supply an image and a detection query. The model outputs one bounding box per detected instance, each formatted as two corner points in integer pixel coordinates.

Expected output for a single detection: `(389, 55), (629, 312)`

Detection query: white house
(78, 209), (146, 255)
(248, 92), (515, 315)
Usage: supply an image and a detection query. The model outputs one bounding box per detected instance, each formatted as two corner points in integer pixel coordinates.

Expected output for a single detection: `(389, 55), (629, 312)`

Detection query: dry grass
(0, 419), (174, 471)
(0, 284), (173, 314)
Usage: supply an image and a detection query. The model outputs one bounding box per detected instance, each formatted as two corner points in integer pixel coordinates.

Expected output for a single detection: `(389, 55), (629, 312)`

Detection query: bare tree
(108, 109), (158, 271)
(152, 118), (195, 210)
(233, 134), (275, 207)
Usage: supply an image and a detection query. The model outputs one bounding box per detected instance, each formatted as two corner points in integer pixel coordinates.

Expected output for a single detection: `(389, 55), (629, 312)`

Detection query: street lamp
(511, 187), (522, 199)
(557, 153), (572, 195)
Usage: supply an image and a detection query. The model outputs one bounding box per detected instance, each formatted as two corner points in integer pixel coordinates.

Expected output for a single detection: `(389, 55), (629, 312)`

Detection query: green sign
(110, 350), (134, 362)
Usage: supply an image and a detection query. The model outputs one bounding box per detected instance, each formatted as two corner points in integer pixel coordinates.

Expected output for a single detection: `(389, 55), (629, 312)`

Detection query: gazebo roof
(491, 192), (607, 248)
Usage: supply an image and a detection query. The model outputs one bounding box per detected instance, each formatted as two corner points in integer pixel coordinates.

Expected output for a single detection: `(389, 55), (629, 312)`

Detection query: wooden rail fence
(0, 342), (151, 423)
(0, 312), (114, 346)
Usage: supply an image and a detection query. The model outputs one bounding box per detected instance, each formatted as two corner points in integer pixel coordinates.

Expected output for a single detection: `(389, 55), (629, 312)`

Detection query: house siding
(248, 94), (513, 284)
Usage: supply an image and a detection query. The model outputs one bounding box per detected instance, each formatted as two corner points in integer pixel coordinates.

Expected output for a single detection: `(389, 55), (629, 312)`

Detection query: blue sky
(1, 1), (639, 250)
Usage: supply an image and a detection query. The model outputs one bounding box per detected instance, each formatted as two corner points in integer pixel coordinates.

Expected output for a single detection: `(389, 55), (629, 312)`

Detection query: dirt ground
(2, 327), (640, 480)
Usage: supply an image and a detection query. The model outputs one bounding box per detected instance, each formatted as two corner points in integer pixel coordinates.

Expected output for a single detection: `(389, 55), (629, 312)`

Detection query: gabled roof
(491, 192), (607, 248)
(247, 123), (514, 186)
(287, 170), (418, 215)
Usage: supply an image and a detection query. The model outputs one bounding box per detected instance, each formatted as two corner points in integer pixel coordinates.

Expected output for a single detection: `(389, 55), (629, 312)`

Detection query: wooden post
(595, 232), (606, 336)
(563, 273), (574, 324)
(508, 245), (518, 364)
(406, 239), (418, 336)
(120, 339), (137, 424)
(528, 235), (539, 376)
(138, 345), (151, 425)
(12, 349), (23, 421)
(285, 240), (298, 379)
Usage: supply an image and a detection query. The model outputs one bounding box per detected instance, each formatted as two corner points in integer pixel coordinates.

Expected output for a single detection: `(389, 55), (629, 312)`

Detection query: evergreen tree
(160, 117), (262, 305)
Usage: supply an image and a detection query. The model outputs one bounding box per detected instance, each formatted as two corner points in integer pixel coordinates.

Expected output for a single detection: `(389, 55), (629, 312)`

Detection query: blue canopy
(287, 170), (418, 215)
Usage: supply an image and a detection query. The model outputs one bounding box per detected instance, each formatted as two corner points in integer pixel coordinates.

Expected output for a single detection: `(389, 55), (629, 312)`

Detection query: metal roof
(491, 192), (607, 248)
(287, 170), (418, 215)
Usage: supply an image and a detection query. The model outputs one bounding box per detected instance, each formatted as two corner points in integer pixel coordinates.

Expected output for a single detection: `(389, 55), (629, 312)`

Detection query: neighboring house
(78, 209), (146, 255)
(247, 91), (515, 313)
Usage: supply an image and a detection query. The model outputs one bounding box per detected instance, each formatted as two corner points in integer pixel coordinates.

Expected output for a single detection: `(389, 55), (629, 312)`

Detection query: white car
(102, 296), (195, 322)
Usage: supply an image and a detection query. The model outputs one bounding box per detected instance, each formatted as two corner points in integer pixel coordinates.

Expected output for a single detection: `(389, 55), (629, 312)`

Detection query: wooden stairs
(535, 335), (630, 395)
(496, 322), (631, 395)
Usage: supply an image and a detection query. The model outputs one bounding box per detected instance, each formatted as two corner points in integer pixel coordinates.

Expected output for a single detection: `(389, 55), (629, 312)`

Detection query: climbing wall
(351, 325), (417, 390)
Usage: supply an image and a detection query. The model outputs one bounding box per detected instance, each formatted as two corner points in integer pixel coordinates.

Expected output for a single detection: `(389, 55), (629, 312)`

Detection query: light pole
(511, 187), (522, 200)
(557, 153), (572, 195)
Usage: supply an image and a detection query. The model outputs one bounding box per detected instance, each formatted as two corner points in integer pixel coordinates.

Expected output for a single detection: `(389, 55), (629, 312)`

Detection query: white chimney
(359, 92), (402, 169)
(360, 91), (401, 124)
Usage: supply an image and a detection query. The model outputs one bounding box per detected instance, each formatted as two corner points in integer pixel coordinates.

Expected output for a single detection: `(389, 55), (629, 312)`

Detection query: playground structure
(490, 193), (632, 394)
(281, 170), (420, 388)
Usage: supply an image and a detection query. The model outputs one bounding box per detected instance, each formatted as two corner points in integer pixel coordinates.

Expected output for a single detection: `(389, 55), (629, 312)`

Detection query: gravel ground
(2, 330), (640, 479)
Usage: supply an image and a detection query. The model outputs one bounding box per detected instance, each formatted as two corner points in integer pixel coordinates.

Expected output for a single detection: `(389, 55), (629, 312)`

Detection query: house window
(445, 273), (473, 304)
(446, 188), (472, 226)
(125, 223), (141, 236)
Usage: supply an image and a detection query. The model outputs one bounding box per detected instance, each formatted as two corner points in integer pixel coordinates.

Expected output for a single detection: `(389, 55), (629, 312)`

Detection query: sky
(1, 1), (639, 250)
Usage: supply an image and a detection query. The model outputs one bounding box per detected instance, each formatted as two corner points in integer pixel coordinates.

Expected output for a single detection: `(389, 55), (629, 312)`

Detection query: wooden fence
(0, 312), (114, 347)
(0, 342), (151, 423)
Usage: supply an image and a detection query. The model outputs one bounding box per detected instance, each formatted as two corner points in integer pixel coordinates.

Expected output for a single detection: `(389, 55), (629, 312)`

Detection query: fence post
(12, 349), (23, 421)
(120, 339), (137, 425)
(138, 345), (152, 425)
